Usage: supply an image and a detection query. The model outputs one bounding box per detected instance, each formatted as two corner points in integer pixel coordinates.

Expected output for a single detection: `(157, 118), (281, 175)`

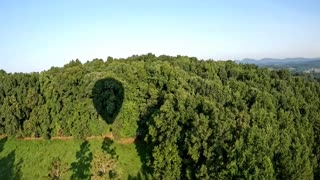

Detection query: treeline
(0, 54), (320, 178)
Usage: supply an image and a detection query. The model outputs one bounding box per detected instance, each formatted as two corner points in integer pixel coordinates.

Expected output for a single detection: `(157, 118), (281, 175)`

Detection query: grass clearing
(0, 137), (148, 179)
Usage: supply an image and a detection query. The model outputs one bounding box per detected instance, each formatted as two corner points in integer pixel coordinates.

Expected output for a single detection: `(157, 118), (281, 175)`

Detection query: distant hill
(237, 57), (320, 73)
(238, 57), (320, 65)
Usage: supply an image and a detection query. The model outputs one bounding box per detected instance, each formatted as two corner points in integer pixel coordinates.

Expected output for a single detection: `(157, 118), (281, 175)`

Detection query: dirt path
(0, 133), (137, 145)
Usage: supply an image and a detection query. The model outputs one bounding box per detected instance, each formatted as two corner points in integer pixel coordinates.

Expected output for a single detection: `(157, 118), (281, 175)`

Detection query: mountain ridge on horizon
(237, 57), (320, 74)
(238, 57), (320, 64)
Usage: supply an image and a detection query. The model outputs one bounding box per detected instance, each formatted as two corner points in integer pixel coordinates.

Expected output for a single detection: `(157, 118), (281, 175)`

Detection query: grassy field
(0, 137), (150, 179)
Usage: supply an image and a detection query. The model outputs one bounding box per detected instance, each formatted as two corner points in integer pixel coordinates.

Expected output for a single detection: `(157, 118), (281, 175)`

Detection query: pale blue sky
(0, 0), (319, 72)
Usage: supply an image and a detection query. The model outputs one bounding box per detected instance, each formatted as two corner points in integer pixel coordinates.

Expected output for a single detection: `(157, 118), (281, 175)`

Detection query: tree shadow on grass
(131, 141), (152, 180)
(95, 138), (119, 179)
(0, 138), (23, 180)
(0, 137), (6, 153)
(71, 140), (93, 180)
(102, 137), (118, 159)
(92, 78), (124, 125)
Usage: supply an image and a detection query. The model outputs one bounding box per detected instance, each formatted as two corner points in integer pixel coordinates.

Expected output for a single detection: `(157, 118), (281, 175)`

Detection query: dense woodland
(1, 54), (320, 179)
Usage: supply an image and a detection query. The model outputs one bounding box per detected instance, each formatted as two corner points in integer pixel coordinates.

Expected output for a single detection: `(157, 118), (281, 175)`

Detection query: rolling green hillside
(1, 54), (320, 179)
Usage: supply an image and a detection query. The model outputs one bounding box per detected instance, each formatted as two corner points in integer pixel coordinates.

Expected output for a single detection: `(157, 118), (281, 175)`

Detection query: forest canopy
(0, 54), (320, 179)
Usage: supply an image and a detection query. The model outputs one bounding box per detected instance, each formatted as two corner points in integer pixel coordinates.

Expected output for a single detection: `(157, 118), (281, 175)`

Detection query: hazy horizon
(1, 0), (319, 72)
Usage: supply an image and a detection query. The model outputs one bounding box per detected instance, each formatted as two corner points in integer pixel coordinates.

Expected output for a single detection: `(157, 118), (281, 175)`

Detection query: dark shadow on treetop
(92, 78), (124, 124)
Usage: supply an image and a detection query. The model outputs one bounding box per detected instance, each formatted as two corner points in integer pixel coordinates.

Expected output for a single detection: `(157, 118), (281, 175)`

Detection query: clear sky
(0, 0), (319, 72)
